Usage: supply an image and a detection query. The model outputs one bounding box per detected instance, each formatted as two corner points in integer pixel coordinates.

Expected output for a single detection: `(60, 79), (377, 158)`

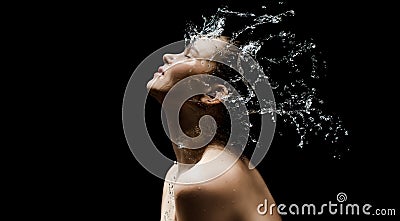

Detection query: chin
(146, 80), (160, 98)
(146, 78), (158, 91)
(146, 80), (153, 91)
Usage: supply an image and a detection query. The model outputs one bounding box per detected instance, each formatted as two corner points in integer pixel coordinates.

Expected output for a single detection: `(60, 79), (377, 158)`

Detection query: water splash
(219, 8), (256, 17)
(185, 4), (349, 155)
(231, 10), (295, 39)
(163, 174), (176, 221)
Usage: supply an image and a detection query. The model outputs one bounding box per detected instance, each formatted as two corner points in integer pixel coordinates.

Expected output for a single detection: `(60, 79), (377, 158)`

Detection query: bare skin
(147, 38), (281, 221)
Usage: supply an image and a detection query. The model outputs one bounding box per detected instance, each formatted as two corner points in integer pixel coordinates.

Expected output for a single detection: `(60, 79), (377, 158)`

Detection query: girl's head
(147, 36), (259, 148)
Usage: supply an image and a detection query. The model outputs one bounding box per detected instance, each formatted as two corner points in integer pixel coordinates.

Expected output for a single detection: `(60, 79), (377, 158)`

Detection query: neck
(172, 142), (226, 176)
(172, 143), (205, 164)
(169, 101), (205, 164)
(163, 100), (225, 169)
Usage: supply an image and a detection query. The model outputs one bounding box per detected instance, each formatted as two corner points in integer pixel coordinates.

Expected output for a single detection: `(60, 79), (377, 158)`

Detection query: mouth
(153, 72), (163, 78)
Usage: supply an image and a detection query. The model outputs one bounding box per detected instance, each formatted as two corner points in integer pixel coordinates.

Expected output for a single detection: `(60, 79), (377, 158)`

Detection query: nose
(162, 53), (175, 64)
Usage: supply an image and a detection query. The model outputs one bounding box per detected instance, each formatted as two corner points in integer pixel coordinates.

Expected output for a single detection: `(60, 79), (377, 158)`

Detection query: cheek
(192, 60), (217, 74)
(166, 62), (196, 79)
(168, 60), (215, 77)
(171, 64), (194, 76)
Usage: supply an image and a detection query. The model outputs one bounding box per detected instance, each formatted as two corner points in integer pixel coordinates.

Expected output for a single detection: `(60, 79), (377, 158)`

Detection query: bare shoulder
(175, 160), (246, 192)
(173, 151), (251, 221)
(172, 149), (280, 221)
(175, 150), (249, 192)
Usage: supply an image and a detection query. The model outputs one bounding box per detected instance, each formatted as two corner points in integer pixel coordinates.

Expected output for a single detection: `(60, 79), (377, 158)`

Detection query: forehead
(189, 38), (228, 58)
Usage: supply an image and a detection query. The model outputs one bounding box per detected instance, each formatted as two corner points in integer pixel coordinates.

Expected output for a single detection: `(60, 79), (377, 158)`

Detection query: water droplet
(184, 6), (349, 156)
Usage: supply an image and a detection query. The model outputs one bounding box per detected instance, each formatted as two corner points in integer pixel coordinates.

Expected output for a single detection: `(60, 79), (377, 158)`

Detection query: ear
(199, 84), (228, 105)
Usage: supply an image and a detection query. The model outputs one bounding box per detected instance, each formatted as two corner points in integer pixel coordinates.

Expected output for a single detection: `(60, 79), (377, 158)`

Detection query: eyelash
(185, 55), (191, 58)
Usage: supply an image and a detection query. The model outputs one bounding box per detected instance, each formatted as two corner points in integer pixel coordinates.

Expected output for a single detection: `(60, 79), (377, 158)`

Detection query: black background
(56, 0), (399, 220)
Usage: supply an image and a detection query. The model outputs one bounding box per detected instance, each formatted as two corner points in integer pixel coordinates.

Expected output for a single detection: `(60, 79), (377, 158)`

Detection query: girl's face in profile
(147, 38), (226, 99)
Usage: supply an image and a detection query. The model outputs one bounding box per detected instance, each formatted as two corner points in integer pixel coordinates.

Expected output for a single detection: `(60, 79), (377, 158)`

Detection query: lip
(157, 66), (165, 73)
(153, 72), (163, 78)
